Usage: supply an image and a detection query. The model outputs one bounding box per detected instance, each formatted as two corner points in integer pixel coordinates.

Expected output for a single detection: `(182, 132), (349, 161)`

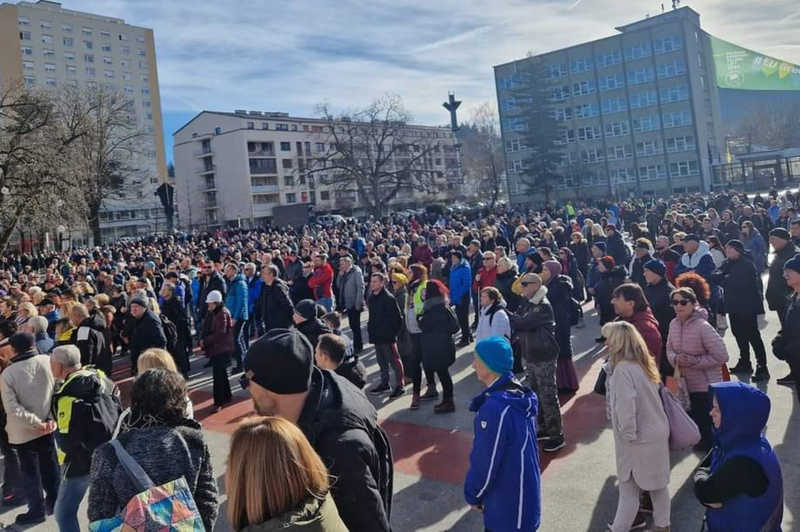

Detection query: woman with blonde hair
(226, 416), (347, 532)
(602, 321), (671, 532)
(14, 302), (36, 327)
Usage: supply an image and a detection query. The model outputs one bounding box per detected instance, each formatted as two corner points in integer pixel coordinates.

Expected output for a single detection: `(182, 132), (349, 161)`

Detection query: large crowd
(0, 188), (798, 531)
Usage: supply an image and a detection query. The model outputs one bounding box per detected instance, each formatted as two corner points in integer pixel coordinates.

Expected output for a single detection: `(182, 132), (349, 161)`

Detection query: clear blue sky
(53, 0), (800, 162)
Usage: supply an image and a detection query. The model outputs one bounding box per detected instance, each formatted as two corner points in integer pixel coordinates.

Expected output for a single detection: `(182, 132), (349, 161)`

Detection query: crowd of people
(0, 187), (797, 531)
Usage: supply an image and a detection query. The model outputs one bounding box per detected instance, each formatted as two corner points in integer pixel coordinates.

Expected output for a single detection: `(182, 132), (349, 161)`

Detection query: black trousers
(435, 367), (454, 400)
(689, 392), (712, 447)
(456, 301), (471, 342)
(211, 355), (232, 407)
(14, 434), (60, 515)
(729, 313), (767, 367)
(0, 412), (22, 497)
(174, 337), (191, 377)
(409, 333), (437, 394)
(347, 308), (363, 352)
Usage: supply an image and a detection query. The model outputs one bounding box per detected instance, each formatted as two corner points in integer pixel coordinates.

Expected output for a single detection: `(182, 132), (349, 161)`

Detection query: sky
(55, 0), (800, 161)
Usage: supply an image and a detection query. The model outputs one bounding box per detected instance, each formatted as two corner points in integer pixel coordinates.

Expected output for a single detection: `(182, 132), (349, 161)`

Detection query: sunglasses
(521, 281), (540, 287)
(670, 299), (692, 307)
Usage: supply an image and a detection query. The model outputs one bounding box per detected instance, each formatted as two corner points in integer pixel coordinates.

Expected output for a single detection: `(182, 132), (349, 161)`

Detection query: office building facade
(172, 110), (458, 229)
(495, 7), (725, 205)
(0, 0), (168, 241)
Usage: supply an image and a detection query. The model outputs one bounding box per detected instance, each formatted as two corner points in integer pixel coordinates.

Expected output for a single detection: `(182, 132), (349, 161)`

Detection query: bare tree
(735, 103), (800, 152)
(308, 94), (444, 217)
(460, 103), (506, 208)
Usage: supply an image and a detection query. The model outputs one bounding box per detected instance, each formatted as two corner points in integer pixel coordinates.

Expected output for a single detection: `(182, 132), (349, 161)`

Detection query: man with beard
(653, 236), (680, 285)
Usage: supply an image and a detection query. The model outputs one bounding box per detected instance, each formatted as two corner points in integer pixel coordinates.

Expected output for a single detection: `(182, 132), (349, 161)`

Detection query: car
(316, 214), (346, 227)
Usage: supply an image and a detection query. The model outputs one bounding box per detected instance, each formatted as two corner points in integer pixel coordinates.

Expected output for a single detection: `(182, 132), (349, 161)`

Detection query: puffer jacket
(448, 259), (472, 305)
(475, 301), (510, 343)
(225, 272), (249, 321)
(508, 286), (559, 362)
(666, 309), (729, 393)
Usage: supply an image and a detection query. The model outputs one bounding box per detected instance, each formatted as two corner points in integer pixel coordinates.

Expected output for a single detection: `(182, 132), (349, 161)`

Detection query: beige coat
(1, 353), (55, 445)
(607, 361), (670, 490)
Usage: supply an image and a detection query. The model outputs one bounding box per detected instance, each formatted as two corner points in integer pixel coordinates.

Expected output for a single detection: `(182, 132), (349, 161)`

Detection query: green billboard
(711, 36), (800, 91)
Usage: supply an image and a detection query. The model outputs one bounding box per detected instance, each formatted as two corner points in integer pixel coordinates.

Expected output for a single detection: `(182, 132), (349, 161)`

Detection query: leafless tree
(460, 102), (506, 208)
(308, 94), (444, 217)
(735, 103), (800, 152)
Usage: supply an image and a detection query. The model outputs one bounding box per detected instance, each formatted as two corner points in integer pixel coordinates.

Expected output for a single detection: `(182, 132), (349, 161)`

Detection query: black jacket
(547, 275), (573, 334)
(713, 255), (763, 315)
(335, 355), (367, 390)
(494, 269), (521, 313)
(766, 244), (800, 312)
(70, 316), (106, 369)
(644, 278), (676, 342)
(417, 297), (459, 371)
(606, 232), (630, 271)
(630, 253), (653, 289)
(298, 368), (392, 532)
(130, 310), (167, 361)
(197, 271), (226, 319)
(161, 296), (191, 342)
(773, 293), (800, 362)
(595, 266), (628, 311)
(296, 318), (331, 349)
(259, 279), (294, 332)
(367, 288), (402, 344)
(509, 289), (558, 361)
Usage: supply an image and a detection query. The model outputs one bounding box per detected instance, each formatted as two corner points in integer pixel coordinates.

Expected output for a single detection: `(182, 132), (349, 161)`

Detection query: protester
(159, 281), (192, 377)
(224, 262), (249, 374)
(308, 254), (335, 313)
(25, 315), (54, 354)
(68, 303), (106, 369)
(225, 416), (347, 531)
(643, 260), (676, 373)
(336, 255), (365, 353)
(201, 290), (234, 411)
(541, 260), (579, 393)
(417, 279), (459, 413)
(127, 292), (167, 376)
(611, 283), (663, 365)
(367, 272), (405, 398)
(773, 256), (800, 390)
(448, 250), (473, 346)
(765, 227), (799, 317)
(293, 299), (331, 349)
(464, 336), (540, 532)
(594, 256), (627, 340)
(406, 264), (438, 408)
(475, 287), (510, 343)
(315, 332), (366, 389)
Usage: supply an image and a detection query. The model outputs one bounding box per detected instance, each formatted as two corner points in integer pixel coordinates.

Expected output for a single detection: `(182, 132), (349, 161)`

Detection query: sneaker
(543, 437), (566, 453)
(45, 497), (56, 515)
(15, 512), (46, 525)
(420, 387), (439, 401)
(729, 361), (753, 375)
(389, 387), (406, 399)
(751, 365), (770, 383)
(410, 393), (421, 410)
(1, 493), (25, 507)
(536, 434), (551, 442)
(434, 398), (456, 414)
(776, 373), (796, 386)
(369, 384), (391, 395)
(457, 339), (472, 348)
(630, 512), (648, 529)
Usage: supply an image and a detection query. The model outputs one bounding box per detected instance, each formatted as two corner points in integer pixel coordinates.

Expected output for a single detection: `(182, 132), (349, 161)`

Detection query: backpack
(570, 298), (583, 326)
(159, 314), (179, 354)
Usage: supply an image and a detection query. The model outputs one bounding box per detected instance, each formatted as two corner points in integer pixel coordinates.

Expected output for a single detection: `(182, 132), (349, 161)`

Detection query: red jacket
(307, 262), (334, 300)
(473, 266), (498, 292)
(623, 309), (663, 366)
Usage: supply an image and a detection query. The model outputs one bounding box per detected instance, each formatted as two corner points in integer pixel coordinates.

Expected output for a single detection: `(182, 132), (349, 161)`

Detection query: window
(85, 67), (96, 76)
(599, 74), (624, 92)
(21, 46), (33, 55)
(569, 56), (594, 74)
(41, 34), (53, 44)
(64, 51), (75, 61)
(624, 43), (652, 61)
(104, 69), (114, 78)
(40, 20), (52, 29)
(276, 123), (289, 131)
(611, 167), (635, 183)
(669, 160), (699, 177)
(24, 76), (35, 86)
(123, 86), (134, 94)
(44, 63), (56, 72)
(658, 60), (686, 79)
(83, 40), (93, 49)
(660, 85), (689, 104)
(101, 31), (110, 39)
(143, 101), (152, 108)
(261, 122), (269, 130)
(138, 61), (148, 69)
(627, 67), (655, 85)
(120, 46), (129, 54)
(581, 148), (604, 163)
(285, 193), (297, 204)
(106, 83), (117, 92)
(136, 36), (146, 44)
(698, 54), (705, 69)
(251, 176), (278, 187)
(280, 142), (291, 152)
(253, 194), (279, 204)
(605, 121), (630, 137)
(81, 27), (92, 36)
(316, 142), (325, 152)
(246, 121), (254, 129)
(663, 110), (692, 128)
(282, 159), (293, 169)
(22, 61), (34, 71)
(20, 31), (32, 40)
(122, 72), (132, 80)
(557, 129), (576, 144)
(103, 56), (113, 65)
(503, 117), (526, 131)
(141, 87), (150, 95)
(636, 140), (663, 157)
(596, 49), (622, 68)
(45, 78), (57, 87)
(574, 103), (599, 118)
(666, 135), (696, 153)
(545, 63), (567, 80)
(120, 59), (131, 68)
(639, 164), (667, 181)
(550, 85), (569, 102)
(320, 191), (330, 201)
(633, 116), (660, 133)
(507, 160), (525, 173)
(119, 33), (128, 41)
(655, 36), (683, 55)
(630, 90), (658, 109)
(62, 24), (73, 33)
(42, 49), (54, 58)
(602, 97), (627, 115)
(63, 37), (73, 47)
(18, 17), (29, 26)
(102, 44), (112, 53)
(577, 125), (602, 141)
(138, 49), (146, 57)
(572, 79), (596, 96)
(66, 65), (77, 75)
(140, 75), (149, 83)
(214, 127), (222, 135)
(607, 144), (633, 160)
(505, 138), (524, 152)
(501, 97), (518, 111)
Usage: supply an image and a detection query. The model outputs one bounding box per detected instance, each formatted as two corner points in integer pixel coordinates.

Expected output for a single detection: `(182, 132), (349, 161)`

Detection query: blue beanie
(593, 242), (607, 253)
(784, 255), (800, 275)
(644, 258), (667, 277)
(475, 336), (513, 375)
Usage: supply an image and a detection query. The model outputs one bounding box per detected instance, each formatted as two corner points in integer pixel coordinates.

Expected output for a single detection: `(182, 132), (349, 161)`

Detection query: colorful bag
(665, 364), (691, 411)
(89, 439), (204, 532)
(659, 384), (701, 451)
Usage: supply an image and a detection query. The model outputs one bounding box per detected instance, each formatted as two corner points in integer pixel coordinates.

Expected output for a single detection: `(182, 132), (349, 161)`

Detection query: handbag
(89, 439), (204, 532)
(665, 364), (691, 411)
(659, 384), (701, 451)
(593, 361), (607, 396)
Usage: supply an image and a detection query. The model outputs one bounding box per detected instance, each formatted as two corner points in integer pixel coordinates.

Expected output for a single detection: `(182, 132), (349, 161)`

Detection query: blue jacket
(744, 234), (767, 272)
(675, 241), (716, 283)
(190, 277), (201, 307)
(448, 260), (472, 305)
(707, 382), (783, 532)
(246, 275), (263, 315)
(515, 247), (535, 272)
(464, 373), (541, 532)
(225, 273), (249, 321)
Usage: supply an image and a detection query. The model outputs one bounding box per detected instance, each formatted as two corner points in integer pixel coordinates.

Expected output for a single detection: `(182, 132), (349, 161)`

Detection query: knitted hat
(244, 329), (313, 395)
(769, 227), (791, 241)
(8, 332), (36, 354)
(726, 239), (745, 255)
(600, 256), (616, 270)
(593, 242), (607, 254)
(205, 290), (223, 304)
(784, 255), (800, 275)
(129, 293), (149, 308)
(644, 259), (666, 277)
(542, 260), (562, 280)
(475, 336), (513, 375)
(294, 299), (317, 321)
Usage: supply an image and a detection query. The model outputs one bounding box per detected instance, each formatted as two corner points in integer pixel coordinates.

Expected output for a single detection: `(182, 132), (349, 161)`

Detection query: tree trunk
(88, 200), (102, 246)
(0, 215), (19, 256)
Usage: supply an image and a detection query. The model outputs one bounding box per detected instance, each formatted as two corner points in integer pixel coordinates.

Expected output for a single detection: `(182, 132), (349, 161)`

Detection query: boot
(752, 365), (770, 383)
(420, 386), (439, 401)
(410, 393), (420, 410)
(729, 360), (753, 375)
(434, 398), (456, 414)
(652, 527), (670, 532)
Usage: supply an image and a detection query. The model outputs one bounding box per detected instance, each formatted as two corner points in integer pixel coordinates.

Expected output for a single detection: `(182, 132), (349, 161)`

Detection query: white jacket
(475, 302), (511, 344)
(1, 352), (55, 445)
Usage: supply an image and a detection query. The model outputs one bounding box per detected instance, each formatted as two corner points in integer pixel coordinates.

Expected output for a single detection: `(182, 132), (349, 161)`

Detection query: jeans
(729, 313), (767, 367)
(318, 297), (333, 313)
(14, 433), (60, 515)
(610, 479), (670, 532)
(455, 300), (471, 341)
(689, 392), (712, 447)
(374, 343), (404, 389)
(232, 319), (246, 368)
(54, 473), (90, 532)
(346, 308), (364, 352)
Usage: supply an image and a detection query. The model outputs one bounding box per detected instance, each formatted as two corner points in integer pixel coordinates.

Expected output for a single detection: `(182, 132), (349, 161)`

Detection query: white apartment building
(172, 110), (459, 230)
(0, 0), (168, 242)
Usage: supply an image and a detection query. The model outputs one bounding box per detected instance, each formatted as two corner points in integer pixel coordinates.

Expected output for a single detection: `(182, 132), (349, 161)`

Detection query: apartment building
(495, 7), (726, 205)
(0, 0), (168, 241)
(172, 110), (458, 230)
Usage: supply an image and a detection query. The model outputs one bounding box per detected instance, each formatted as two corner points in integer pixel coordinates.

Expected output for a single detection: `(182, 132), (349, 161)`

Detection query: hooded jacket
(666, 308), (728, 393)
(701, 382), (783, 532)
(509, 286), (559, 362)
(241, 493), (347, 532)
(464, 373), (540, 532)
(448, 259), (472, 305)
(476, 301), (510, 343)
(675, 241), (716, 283)
(225, 272), (249, 321)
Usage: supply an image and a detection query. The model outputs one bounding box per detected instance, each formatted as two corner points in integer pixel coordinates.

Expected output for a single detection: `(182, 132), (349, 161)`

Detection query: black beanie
(244, 329), (313, 395)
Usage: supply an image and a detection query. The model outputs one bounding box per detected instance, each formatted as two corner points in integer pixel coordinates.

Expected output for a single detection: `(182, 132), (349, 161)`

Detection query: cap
(683, 234), (701, 243)
(145, 261), (156, 269)
(726, 239), (745, 255)
(244, 329), (313, 395)
(769, 227), (791, 241)
(643, 259), (666, 277)
(205, 290), (223, 304)
(294, 299), (317, 321)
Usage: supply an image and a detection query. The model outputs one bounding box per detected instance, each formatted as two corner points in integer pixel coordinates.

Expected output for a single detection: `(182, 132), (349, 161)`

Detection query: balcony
(251, 184), (280, 194)
(248, 149), (275, 157)
(196, 165), (216, 175)
(193, 148), (214, 157)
